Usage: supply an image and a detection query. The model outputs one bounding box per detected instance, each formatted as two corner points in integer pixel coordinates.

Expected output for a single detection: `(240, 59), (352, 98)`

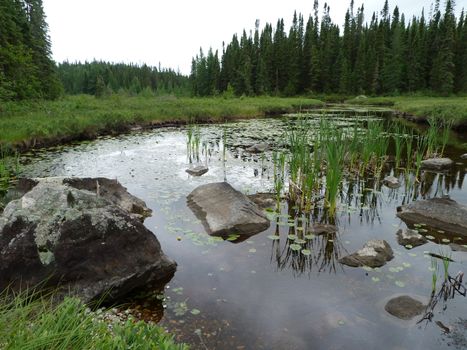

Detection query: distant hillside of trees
(190, 0), (467, 97)
(0, 0), (62, 100)
(57, 61), (190, 97)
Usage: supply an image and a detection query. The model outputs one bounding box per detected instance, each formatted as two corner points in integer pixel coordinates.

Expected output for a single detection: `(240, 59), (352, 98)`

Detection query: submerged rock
(186, 165), (209, 176)
(397, 197), (467, 237)
(420, 158), (454, 171)
(309, 224), (338, 235)
(450, 243), (467, 252)
(247, 193), (276, 209)
(0, 177), (176, 303)
(396, 228), (428, 248)
(339, 240), (394, 268)
(385, 295), (425, 320)
(246, 142), (269, 153)
(383, 175), (401, 189)
(187, 182), (270, 238)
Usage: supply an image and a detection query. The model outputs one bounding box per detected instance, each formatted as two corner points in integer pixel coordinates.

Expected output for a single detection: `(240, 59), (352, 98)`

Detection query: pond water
(18, 109), (467, 349)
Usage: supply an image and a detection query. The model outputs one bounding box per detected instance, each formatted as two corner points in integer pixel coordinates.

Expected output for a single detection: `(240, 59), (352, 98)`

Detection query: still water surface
(19, 111), (467, 349)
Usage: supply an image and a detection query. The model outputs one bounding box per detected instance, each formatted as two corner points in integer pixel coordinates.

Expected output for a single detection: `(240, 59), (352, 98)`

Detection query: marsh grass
(0, 289), (187, 350)
(0, 95), (323, 148)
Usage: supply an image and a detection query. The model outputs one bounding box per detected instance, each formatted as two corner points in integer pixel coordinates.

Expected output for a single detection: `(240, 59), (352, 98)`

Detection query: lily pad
(287, 235), (297, 240)
(191, 309), (201, 315)
(267, 235), (280, 240)
(289, 244), (302, 251)
(372, 277), (380, 282)
(395, 280), (405, 288)
(301, 249), (312, 256)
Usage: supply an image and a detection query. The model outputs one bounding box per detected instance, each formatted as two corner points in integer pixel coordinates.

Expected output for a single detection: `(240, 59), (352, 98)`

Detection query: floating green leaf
(295, 239), (306, 244)
(441, 238), (450, 243)
(289, 244), (301, 251)
(190, 309), (201, 315)
(248, 248), (257, 253)
(405, 244), (413, 249)
(372, 277), (380, 282)
(426, 235), (435, 240)
(395, 280), (405, 288)
(267, 235), (280, 240)
(304, 234), (315, 240)
(301, 249), (311, 256)
(287, 235), (297, 241)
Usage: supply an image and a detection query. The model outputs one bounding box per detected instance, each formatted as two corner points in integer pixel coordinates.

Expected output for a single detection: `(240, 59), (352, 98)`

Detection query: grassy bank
(0, 290), (187, 350)
(346, 96), (467, 127)
(0, 95), (323, 149)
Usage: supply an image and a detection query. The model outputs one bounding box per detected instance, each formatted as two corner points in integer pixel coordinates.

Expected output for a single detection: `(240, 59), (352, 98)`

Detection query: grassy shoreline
(346, 96), (467, 129)
(0, 95), (323, 150)
(2, 95), (467, 152)
(0, 290), (188, 349)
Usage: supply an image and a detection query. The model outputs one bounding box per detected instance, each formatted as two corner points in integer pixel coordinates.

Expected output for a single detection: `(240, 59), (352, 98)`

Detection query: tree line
(0, 0), (62, 100)
(0, 0), (189, 101)
(190, 0), (467, 97)
(57, 61), (190, 97)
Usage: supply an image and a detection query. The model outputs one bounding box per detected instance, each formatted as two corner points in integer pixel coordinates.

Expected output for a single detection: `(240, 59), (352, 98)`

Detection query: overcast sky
(43, 0), (466, 74)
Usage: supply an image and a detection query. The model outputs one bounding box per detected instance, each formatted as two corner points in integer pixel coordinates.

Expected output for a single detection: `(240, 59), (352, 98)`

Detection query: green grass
(0, 94), (323, 148)
(346, 96), (467, 126)
(0, 290), (188, 350)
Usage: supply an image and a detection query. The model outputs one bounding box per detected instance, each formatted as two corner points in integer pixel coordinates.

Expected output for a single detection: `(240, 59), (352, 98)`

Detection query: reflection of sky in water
(19, 117), (467, 350)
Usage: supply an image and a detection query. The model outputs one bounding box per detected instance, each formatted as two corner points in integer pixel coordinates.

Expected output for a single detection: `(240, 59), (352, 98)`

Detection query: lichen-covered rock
(339, 240), (394, 268)
(187, 182), (270, 238)
(397, 197), (467, 237)
(385, 295), (425, 320)
(396, 228), (428, 248)
(0, 177), (176, 302)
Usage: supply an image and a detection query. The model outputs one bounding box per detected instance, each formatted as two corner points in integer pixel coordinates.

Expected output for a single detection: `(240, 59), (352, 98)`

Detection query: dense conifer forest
(190, 0), (467, 96)
(57, 61), (190, 97)
(0, 0), (62, 100)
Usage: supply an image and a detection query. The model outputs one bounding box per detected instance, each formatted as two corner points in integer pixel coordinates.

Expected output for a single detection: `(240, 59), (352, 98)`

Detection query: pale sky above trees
(43, 0), (464, 74)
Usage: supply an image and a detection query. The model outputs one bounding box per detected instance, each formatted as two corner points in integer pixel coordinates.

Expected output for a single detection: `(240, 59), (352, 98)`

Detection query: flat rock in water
(397, 197), (467, 237)
(246, 142), (269, 153)
(450, 243), (467, 252)
(420, 158), (453, 171)
(247, 193), (276, 209)
(396, 228), (428, 248)
(309, 224), (338, 235)
(0, 177), (176, 303)
(187, 182), (270, 238)
(339, 240), (394, 268)
(186, 165), (209, 176)
(385, 295), (425, 320)
(383, 175), (400, 189)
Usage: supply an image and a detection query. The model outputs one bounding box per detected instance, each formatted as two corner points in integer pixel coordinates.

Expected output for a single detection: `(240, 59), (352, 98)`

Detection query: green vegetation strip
(346, 96), (467, 127)
(0, 290), (187, 350)
(0, 95), (323, 149)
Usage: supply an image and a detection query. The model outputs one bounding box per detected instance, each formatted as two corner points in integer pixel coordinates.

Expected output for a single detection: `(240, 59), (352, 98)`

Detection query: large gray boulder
(397, 197), (467, 237)
(187, 182), (270, 238)
(339, 240), (394, 268)
(0, 177), (176, 302)
(420, 158), (454, 171)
